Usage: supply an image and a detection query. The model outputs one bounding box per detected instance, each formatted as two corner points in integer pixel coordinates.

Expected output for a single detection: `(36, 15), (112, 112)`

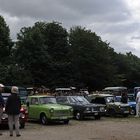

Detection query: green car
(88, 94), (130, 117)
(27, 95), (73, 125)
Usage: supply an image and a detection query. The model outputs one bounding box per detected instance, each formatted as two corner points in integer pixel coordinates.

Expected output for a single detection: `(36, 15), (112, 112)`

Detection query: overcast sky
(0, 0), (140, 57)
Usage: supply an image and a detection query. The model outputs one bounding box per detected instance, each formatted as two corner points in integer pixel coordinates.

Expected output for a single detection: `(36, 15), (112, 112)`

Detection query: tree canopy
(1, 15), (140, 90)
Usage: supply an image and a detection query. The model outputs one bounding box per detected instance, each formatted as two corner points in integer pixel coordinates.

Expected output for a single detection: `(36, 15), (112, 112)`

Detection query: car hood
(41, 104), (71, 110)
(109, 102), (130, 107)
(128, 101), (136, 106)
(76, 103), (105, 107)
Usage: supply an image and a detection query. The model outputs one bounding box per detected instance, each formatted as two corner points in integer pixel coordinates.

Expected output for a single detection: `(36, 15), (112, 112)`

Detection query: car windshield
(71, 96), (90, 104)
(40, 97), (57, 104)
(106, 96), (115, 103)
(128, 96), (135, 102)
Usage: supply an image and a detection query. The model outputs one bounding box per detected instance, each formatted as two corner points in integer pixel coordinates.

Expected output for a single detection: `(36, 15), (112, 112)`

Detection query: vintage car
(1, 93), (28, 128)
(115, 95), (136, 115)
(56, 96), (106, 120)
(88, 94), (130, 117)
(27, 95), (73, 125)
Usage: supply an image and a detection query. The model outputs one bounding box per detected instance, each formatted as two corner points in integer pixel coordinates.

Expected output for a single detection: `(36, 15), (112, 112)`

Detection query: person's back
(5, 86), (21, 137)
(6, 94), (21, 115)
(121, 92), (128, 103)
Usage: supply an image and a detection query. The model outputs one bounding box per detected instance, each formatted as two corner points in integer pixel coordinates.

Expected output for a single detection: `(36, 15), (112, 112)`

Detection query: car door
(28, 97), (40, 119)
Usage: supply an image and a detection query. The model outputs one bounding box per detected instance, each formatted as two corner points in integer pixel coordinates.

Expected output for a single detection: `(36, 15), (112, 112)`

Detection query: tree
(0, 15), (12, 64)
(69, 26), (118, 90)
(15, 21), (70, 87)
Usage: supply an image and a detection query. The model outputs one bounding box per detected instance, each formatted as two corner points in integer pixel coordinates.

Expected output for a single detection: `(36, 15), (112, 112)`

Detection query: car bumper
(1, 113), (27, 125)
(50, 115), (73, 120)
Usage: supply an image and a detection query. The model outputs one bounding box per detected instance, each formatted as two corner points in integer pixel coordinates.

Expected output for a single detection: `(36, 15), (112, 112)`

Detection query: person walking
(135, 89), (140, 117)
(5, 86), (21, 137)
(0, 84), (4, 136)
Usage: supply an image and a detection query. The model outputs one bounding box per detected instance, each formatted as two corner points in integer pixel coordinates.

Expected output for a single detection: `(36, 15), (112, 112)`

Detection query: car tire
(40, 114), (48, 125)
(64, 120), (69, 124)
(95, 115), (101, 120)
(75, 112), (83, 120)
(130, 109), (136, 115)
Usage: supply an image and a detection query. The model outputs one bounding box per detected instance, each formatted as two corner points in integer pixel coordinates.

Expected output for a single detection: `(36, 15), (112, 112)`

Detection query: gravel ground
(1, 117), (140, 140)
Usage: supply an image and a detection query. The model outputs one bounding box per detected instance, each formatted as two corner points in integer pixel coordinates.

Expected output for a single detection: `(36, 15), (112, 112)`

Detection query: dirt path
(1, 117), (140, 140)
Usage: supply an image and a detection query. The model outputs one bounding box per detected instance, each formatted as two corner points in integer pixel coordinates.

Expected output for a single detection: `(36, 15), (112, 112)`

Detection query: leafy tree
(0, 15), (12, 64)
(69, 26), (118, 90)
(15, 21), (70, 87)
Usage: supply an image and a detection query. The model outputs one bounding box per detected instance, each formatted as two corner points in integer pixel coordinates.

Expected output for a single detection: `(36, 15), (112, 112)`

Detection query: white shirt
(136, 91), (140, 103)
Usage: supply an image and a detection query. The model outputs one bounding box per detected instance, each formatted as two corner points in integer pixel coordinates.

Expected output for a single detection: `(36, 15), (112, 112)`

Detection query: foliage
(0, 15), (140, 89)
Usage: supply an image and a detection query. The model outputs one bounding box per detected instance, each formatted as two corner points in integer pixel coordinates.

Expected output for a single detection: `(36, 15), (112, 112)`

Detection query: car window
(31, 98), (39, 105)
(74, 96), (90, 104)
(40, 97), (57, 104)
(94, 97), (106, 104)
(105, 97), (115, 103)
(69, 97), (77, 103)
(56, 97), (69, 104)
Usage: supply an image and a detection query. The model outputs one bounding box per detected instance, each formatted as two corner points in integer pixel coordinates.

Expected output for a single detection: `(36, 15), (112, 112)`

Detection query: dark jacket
(5, 94), (21, 115)
(0, 93), (4, 108)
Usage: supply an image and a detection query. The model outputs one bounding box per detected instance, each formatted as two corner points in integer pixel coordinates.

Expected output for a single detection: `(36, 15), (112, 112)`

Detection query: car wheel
(75, 112), (83, 120)
(130, 109), (136, 115)
(95, 115), (101, 120)
(64, 120), (69, 124)
(40, 114), (48, 125)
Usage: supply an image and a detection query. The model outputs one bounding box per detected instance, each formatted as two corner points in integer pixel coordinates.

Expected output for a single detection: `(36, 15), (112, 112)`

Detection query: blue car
(115, 95), (136, 115)
(128, 94), (136, 115)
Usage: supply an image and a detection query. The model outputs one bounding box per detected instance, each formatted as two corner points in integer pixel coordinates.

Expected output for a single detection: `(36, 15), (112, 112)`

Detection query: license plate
(124, 111), (129, 113)
(2, 113), (8, 119)
(60, 117), (67, 119)
(94, 112), (98, 115)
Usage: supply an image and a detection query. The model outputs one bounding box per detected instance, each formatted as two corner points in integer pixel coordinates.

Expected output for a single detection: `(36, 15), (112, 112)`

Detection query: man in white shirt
(135, 89), (140, 117)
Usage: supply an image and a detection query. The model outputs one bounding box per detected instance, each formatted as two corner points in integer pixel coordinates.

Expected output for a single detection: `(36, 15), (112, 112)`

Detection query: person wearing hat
(0, 84), (4, 136)
(5, 86), (21, 137)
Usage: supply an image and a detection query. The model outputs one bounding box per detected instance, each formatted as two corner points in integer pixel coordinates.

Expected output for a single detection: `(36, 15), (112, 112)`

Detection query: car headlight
(86, 107), (90, 111)
(70, 108), (73, 112)
(50, 108), (54, 113)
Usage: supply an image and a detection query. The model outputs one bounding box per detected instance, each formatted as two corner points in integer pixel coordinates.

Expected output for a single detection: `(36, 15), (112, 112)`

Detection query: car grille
(92, 107), (100, 112)
(54, 110), (70, 117)
(120, 106), (129, 111)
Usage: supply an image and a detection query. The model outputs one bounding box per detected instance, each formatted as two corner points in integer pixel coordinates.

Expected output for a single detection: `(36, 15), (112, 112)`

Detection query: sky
(0, 0), (140, 57)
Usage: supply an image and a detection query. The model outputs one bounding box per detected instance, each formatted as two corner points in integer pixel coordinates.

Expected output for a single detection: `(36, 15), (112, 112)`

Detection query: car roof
(28, 95), (54, 98)
(103, 87), (127, 91)
(89, 94), (114, 98)
(56, 96), (84, 97)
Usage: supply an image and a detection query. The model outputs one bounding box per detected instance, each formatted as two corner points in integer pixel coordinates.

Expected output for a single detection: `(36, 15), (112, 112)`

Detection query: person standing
(135, 89), (140, 117)
(121, 92), (128, 104)
(5, 86), (21, 137)
(0, 84), (4, 136)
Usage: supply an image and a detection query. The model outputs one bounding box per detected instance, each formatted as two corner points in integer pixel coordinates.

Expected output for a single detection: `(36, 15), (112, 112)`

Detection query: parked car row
(1, 93), (134, 129)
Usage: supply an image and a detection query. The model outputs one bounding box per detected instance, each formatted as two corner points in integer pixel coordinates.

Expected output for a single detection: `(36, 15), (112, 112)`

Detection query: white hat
(0, 84), (4, 87)
(11, 86), (19, 94)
